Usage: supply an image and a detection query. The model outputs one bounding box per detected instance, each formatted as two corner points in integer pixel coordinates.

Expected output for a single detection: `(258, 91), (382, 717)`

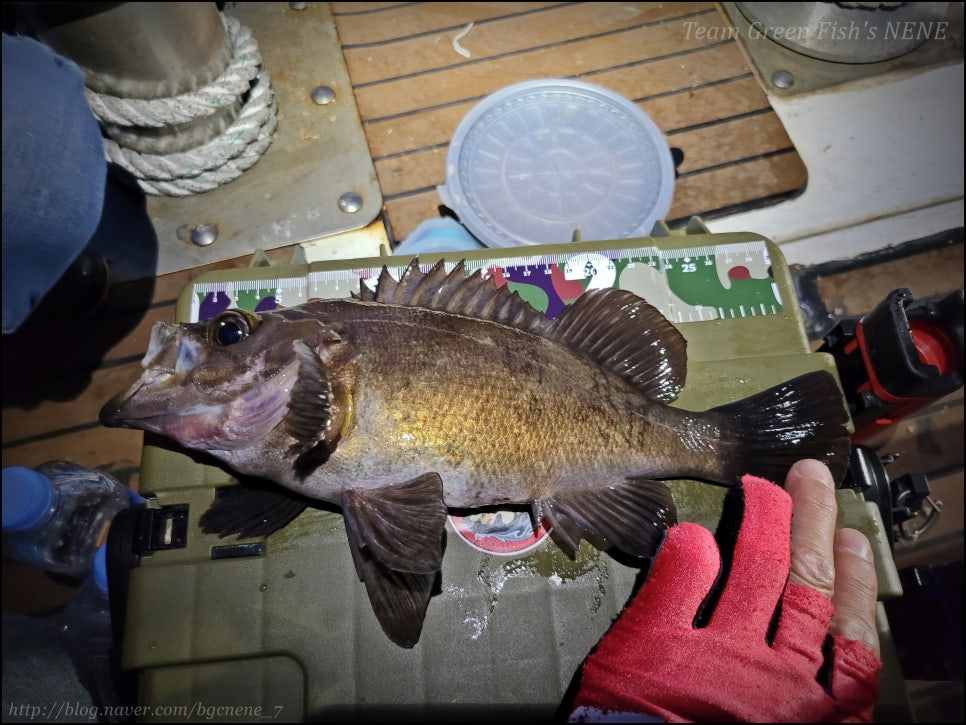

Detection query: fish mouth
(99, 383), (191, 436)
(99, 373), (190, 432)
(99, 382), (228, 450)
(99, 383), (147, 429)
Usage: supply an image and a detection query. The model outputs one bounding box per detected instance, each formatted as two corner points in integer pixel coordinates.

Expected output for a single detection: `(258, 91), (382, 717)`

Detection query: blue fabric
(2, 34), (107, 334)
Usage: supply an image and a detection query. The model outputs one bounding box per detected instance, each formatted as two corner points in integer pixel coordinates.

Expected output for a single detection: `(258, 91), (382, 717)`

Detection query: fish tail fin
(711, 370), (852, 486)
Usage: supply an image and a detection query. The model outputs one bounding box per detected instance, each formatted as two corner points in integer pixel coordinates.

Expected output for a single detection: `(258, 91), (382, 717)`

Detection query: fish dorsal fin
(362, 259), (687, 402)
(362, 259), (549, 333)
(546, 289), (687, 403)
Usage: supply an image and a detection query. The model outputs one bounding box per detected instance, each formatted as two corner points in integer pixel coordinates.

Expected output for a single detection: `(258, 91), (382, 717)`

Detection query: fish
(100, 259), (851, 647)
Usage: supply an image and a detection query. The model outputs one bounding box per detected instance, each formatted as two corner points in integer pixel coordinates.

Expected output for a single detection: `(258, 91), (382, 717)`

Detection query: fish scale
(306, 303), (664, 506)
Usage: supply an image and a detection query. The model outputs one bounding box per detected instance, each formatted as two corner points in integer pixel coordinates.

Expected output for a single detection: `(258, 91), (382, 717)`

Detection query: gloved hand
(568, 459), (881, 723)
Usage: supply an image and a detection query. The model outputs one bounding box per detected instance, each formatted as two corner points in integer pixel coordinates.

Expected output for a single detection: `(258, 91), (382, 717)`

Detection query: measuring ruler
(188, 239), (783, 324)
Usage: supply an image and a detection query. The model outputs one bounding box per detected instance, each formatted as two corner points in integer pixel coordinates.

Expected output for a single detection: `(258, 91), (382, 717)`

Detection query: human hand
(568, 459), (881, 723)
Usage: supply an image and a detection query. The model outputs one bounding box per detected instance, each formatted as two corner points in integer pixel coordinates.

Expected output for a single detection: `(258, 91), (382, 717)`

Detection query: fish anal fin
(542, 506), (583, 559)
(342, 473), (447, 574)
(199, 479), (309, 539)
(546, 479), (677, 560)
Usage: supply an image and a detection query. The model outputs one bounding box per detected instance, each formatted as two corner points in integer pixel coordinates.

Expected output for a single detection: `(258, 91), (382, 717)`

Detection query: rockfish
(101, 260), (850, 647)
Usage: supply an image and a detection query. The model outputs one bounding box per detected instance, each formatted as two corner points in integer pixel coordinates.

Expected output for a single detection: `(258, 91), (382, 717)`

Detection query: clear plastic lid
(438, 79), (675, 248)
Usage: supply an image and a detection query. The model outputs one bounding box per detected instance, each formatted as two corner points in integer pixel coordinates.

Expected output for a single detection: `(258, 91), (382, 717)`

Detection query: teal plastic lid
(438, 79), (675, 248)
(2, 467), (56, 531)
(393, 218), (486, 256)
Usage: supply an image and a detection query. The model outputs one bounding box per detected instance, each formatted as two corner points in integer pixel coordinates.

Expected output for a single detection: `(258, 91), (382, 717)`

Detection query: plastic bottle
(2, 461), (132, 578)
(60, 544), (127, 717)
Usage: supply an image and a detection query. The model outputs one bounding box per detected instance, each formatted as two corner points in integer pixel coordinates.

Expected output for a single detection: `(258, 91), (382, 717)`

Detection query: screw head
(289, 2), (309, 10)
(311, 85), (335, 105)
(338, 192), (363, 214)
(190, 224), (218, 246)
(771, 70), (795, 90)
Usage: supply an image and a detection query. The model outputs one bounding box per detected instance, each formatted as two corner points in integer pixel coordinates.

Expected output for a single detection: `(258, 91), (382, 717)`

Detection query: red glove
(569, 475), (881, 723)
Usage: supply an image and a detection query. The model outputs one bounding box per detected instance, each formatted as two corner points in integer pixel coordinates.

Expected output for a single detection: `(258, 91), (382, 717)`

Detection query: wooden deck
(331, 1), (807, 243)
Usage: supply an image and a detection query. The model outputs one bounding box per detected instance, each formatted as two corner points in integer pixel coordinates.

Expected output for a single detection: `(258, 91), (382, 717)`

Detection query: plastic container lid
(438, 78), (675, 248)
(2, 467), (56, 531)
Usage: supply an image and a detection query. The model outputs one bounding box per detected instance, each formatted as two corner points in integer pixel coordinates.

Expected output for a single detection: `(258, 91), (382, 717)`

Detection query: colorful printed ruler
(188, 240), (782, 324)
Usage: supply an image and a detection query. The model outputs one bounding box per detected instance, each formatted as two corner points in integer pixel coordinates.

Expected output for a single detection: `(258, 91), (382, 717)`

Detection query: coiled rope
(87, 14), (277, 196)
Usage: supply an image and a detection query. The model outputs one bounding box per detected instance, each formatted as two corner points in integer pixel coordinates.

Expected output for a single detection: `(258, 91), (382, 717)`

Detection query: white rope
(103, 68), (274, 181)
(130, 100), (277, 196)
(84, 15), (260, 128)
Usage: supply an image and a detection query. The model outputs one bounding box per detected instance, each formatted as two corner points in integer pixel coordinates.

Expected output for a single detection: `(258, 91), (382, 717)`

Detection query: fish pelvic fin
(342, 473), (447, 648)
(199, 479), (310, 539)
(364, 259), (688, 402)
(711, 370), (852, 486)
(543, 478), (677, 560)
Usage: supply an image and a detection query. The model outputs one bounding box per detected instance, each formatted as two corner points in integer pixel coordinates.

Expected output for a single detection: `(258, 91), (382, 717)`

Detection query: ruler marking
(191, 241), (780, 325)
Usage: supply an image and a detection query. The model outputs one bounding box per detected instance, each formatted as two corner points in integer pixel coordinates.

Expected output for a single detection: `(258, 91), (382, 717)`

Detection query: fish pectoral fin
(347, 543), (437, 649)
(342, 473), (447, 649)
(284, 340), (332, 454)
(545, 479), (678, 559)
(199, 479), (310, 539)
(342, 472), (447, 574)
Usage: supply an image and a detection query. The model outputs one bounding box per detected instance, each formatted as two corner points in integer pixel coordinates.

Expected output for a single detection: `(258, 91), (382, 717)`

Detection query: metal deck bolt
(190, 224), (218, 246)
(338, 192), (363, 213)
(311, 85), (335, 105)
(771, 70), (795, 90)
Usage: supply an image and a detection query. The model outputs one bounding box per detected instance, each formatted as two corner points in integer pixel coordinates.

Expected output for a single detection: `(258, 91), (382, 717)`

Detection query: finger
(784, 459), (837, 601)
(627, 523), (721, 628)
(830, 528), (880, 658)
(710, 477), (791, 634)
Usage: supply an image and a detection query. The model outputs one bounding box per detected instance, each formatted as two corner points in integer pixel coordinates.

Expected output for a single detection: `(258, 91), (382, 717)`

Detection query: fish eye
(211, 311), (256, 346)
